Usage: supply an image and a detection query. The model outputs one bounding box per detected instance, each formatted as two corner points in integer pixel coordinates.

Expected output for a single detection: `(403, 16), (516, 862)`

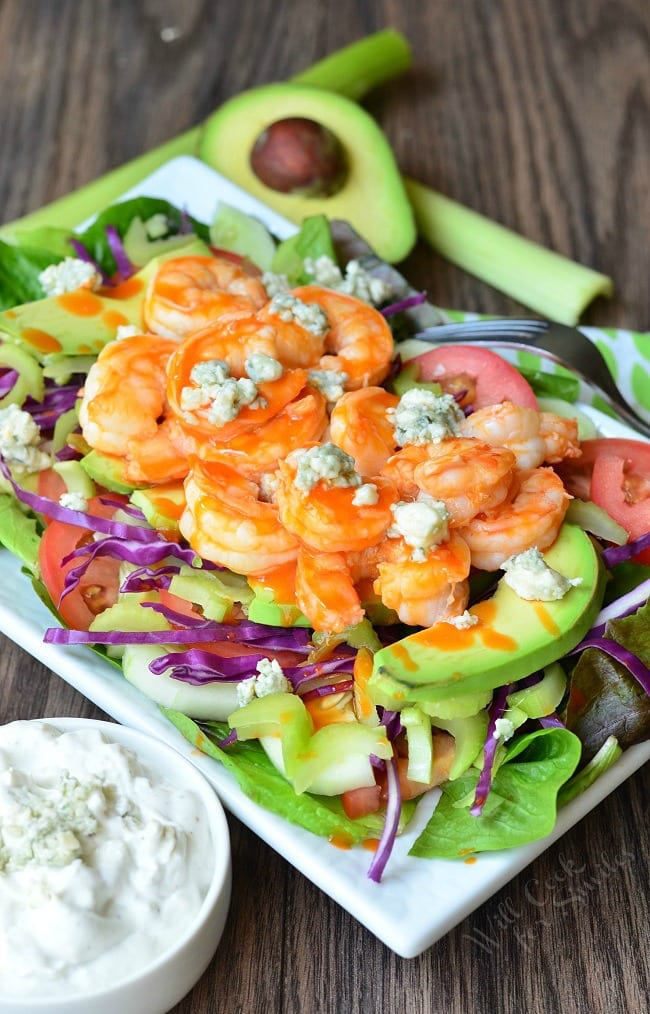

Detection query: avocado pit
(249, 117), (348, 198)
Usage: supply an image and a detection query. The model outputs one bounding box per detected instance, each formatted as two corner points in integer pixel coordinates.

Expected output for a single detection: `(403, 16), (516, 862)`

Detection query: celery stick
(405, 177), (614, 324)
(293, 29), (411, 100)
(1, 31), (411, 239)
(0, 128), (201, 241)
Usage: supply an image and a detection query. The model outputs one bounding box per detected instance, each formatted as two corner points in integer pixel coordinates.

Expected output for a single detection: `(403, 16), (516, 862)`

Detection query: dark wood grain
(0, 1), (649, 1012)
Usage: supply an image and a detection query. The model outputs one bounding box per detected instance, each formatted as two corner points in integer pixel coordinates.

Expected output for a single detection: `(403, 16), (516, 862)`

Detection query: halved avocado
(368, 524), (606, 709)
(199, 83), (416, 263)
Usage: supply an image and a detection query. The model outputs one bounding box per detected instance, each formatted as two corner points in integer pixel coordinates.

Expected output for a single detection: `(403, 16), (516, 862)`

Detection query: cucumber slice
(209, 202), (277, 270)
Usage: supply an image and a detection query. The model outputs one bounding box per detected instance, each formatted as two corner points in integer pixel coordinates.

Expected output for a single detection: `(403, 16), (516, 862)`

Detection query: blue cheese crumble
(58, 491), (89, 513)
(493, 717), (516, 742)
(444, 610), (479, 629)
(388, 497), (450, 561)
(308, 368), (348, 402)
(0, 404), (50, 472)
(293, 443), (361, 492)
(236, 659), (291, 707)
(352, 483), (379, 506)
(245, 353), (284, 383)
(38, 258), (101, 297)
(180, 359), (264, 426)
(393, 389), (464, 445)
(261, 271), (290, 298)
(304, 255), (392, 306)
(268, 293), (329, 336)
(115, 324), (141, 341)
(501, 547), (583, 601)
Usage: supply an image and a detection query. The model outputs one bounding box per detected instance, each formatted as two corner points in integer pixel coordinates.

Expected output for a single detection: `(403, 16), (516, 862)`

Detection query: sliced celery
(405, 177), (614, 325)
(293, 29), (411, 101)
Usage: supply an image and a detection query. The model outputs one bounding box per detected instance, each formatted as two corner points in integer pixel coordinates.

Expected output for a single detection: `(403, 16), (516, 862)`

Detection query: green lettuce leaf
(271, 215), (337, 284)
(0, 241), (60, 310)
(163, 708), (414, 842)
(517, 366), (580, 402)
(565, 601), (650, 760)
(409, 727), (581, 858)
(0, 493), (41, 572)
(75, 198), (210, 275)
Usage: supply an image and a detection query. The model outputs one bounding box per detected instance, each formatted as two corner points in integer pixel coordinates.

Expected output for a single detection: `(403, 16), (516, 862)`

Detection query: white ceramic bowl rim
(0, 717), (231, 1010)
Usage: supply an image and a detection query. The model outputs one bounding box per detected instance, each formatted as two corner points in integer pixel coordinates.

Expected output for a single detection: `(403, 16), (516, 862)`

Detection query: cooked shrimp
(458, 467), (570, 570)
(180, 458), (299, 574)
(204, 389), (327, 477)
(348, 531), (471, 627)
(538, 412), (581, 464)
(166, 324), (309, 443)
(143, 255), (268, 339)
(381, 438), (516, 526)
(329, 387), (399, 476)
(291, 285), (394, 389)
(295, 547), (364, 633)
(255, 302), (327, 368)
(79, 334), (191, 482)
(275, 454), (398, 553)
(461, 401), (547, 469)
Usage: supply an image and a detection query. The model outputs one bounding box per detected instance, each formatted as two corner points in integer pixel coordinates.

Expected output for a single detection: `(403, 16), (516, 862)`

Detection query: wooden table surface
(1, 2), (648, 1012)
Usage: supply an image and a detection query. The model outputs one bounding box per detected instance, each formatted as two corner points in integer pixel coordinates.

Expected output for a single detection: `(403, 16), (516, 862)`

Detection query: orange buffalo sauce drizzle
(109, 277), (144, 300)
(329, 831), (354, 850)
(102, 309), (130, 330)
(21, 328), (62, 353)
(532, 602), (560, 635)
(56, 291), (104, 316)
(253, 561), (297, 608)
(412, 599), (517, 654)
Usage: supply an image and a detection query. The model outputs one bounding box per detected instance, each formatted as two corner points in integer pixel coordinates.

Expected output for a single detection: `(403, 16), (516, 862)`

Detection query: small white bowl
(0, 718), (231, 1014)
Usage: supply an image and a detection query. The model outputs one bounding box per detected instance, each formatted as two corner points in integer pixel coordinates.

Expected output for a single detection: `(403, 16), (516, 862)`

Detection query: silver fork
(411, 319), (650, 440)
(329, 218), (650, 440)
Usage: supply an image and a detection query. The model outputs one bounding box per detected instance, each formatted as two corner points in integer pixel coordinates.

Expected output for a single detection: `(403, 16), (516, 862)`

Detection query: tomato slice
(37, 468), (68, 524)
(38, 496), (126, 629)
(410, 345), (538, 410)
(341, 784), (382, 819)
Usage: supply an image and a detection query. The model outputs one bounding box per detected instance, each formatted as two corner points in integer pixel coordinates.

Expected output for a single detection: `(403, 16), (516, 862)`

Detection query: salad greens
(410, 728), (582, 858)
(0, 191), (647, 887)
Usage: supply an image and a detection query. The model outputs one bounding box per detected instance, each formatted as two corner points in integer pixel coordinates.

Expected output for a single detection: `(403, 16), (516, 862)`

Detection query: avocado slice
(80, 449), (147, 494)
(368, 524), (605, 708)
(130, 481), (186, 535)
(0, 238), (211, 359)
(199, 83), (416, 263)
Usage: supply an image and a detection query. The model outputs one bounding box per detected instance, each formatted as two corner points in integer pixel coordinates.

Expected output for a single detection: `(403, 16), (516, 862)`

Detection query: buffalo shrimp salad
(0, 197), (648, 881)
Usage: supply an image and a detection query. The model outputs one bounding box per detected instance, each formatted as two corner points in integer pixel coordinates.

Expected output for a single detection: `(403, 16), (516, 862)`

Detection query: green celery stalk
(293, 29), (411, 101)
(0, 31), (411, 240)
(405, 176), (614, 325)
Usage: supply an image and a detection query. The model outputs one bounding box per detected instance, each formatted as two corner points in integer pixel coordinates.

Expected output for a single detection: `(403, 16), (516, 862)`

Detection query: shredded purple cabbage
(539, 713), (565, 729)
(70, 239), (111, 285)
(98, 497), (146, 519)
(301, 680), (354, 701)
(0, 369), (18, 397)
(149, 648), (265, 685)
(0, 461), (160, 544)
(470, 683), (514, 817)
(140, 602), (313, 652)
(119, 564), (180, 594)
(60, 538), (216, 603)
(569, 636), (650, 696)
(44, 626), (253, 646)
(601, 530), (650, 568)
(380, 709), (404, 742)
(105, 225), (137, 279)
(380, 293), (427, 318)
(217, 728), (238, 748)
(367, 756), (401, 883)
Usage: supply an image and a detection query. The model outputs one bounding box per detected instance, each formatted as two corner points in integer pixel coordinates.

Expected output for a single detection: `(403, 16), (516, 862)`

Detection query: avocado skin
(199, 83), (416, 264)
(368, 525), (605, 708)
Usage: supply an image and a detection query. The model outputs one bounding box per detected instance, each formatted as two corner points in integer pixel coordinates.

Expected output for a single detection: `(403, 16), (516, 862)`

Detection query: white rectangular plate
(1, 156), (648, 958)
